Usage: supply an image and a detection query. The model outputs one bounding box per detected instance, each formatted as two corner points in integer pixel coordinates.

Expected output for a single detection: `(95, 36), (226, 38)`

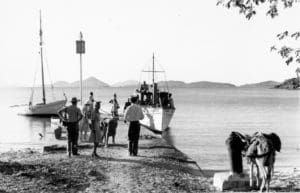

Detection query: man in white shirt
(124, 95), (144, 156)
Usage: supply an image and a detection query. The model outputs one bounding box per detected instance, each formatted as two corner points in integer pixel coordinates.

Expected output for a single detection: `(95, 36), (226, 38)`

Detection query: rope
(154, 56), (169, 92)
(43, 47), (56, 101)
(29, 54), (40, 104)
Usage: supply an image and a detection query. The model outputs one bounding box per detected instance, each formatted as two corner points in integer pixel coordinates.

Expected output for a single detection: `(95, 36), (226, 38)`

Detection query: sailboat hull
(140, 107), (175, 134)
(19, 100), (67, 117)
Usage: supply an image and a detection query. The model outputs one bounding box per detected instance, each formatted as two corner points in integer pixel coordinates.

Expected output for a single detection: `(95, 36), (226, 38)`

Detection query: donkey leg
(104, 128), (109, 147)
(249, 162), (254, 188)
(266, 167), (271, 192)
(259, 165), (267, 193)
(255, 162), (260, 189)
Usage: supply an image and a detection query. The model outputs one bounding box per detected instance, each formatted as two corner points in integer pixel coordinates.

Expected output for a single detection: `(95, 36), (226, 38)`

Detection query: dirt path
(0, 138), (213, 193)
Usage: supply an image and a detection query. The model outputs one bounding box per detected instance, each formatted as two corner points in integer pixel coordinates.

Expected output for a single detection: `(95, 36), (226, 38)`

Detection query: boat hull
(19, 100), (67, 117)
(140, 107), (175, 134)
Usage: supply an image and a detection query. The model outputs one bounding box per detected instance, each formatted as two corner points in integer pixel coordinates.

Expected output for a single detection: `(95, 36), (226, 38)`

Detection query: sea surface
(0, 87), (299, 170)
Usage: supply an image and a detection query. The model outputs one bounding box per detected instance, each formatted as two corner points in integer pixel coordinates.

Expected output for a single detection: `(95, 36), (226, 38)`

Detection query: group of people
(137, 81), (175, 109)
(58, 92), (144, 157)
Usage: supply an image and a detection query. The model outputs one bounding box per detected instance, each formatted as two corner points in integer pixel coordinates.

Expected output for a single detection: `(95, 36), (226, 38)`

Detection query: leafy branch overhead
(217, 0), (300, 66)
(271, 31), (300, 65)
(217, 0), (297, 20)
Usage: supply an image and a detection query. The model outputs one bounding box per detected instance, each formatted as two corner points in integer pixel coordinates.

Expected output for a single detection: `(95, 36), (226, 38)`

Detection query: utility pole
(76, 32), (85, 105)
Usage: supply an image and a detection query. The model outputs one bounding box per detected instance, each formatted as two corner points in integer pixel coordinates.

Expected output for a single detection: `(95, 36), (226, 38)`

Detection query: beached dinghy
(132, 54), (175, 134)
(20, 11), (66, 116)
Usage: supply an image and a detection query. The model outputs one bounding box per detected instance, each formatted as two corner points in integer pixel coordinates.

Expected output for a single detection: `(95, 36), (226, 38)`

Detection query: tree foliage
(217, 0), (297, 19)
(217, 0), (300, 67)
(271, 31), (300, 66)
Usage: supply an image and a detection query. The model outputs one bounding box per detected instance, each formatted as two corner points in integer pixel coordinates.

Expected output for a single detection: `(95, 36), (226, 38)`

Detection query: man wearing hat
(58, 97), (83, 156)
(124, 95), (144, 156)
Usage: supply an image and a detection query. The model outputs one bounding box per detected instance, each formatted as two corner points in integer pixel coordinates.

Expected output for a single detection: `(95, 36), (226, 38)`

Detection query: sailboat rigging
(19, 11), (66, 116)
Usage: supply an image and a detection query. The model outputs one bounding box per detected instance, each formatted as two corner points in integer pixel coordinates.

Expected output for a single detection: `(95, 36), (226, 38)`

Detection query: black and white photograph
(0, 0), (299, 192)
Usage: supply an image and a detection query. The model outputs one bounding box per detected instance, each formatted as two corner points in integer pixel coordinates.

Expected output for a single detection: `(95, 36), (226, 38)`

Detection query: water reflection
(26, 116), (49, 142)
(162, 127), (174, 147)
(0, 105), (52, 146)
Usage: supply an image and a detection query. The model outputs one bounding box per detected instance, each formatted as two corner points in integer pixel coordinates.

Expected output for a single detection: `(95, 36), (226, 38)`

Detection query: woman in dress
(89, 101), (102, 157)
(79, 103), (91, 141)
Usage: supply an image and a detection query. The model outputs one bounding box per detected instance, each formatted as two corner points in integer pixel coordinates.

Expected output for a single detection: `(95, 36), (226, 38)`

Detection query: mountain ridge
(48, 77), (292, 89)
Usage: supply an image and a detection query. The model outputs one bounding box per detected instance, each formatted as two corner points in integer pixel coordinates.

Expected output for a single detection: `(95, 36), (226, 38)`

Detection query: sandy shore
(0, 125), (299, 192)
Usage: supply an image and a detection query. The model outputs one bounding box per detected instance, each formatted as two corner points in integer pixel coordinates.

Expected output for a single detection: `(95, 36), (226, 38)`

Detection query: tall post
(152, 53), (155, 105)
(76, 32), (85, 105)
(80, 34), (83, 106)
(40, 10), (46, 104)
(152, 53), (155, 86)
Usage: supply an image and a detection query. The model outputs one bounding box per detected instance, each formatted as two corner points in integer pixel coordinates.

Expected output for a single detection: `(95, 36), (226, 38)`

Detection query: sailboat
(20, 11), (66, 116)
(134, 54), (175, 134)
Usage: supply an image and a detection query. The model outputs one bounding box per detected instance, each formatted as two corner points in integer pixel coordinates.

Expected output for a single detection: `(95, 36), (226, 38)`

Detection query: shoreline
(0, 122), (299, 192)
(1, 136), (300, 192)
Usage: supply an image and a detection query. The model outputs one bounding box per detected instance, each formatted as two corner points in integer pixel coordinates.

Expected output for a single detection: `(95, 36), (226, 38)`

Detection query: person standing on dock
(88, 92), (95, 109)
(58, 97), (83, 157)
(123, 98), (131, 113)
(124, 95), (144, 156)
(89, 101), (103, 157)
(109, 93), (120, 117)
(168, 93), (175, 109)
(140, 81), (149, 105)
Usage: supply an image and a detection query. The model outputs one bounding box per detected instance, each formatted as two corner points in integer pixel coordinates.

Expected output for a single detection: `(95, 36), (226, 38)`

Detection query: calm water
(0, 87), (299, 170)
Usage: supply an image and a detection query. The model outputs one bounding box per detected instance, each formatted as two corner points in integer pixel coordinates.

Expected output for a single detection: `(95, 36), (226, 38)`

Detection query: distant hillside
(111, 80), (139, 87)
(70, 77), (109, 88)
(53, 77), (109, 88)
(274, 78), (300, 89)
(240, 81), (280, 89)
(186, 81), (236, 88)
(53, 81), (70, 87)
(158, 81), (186, 88)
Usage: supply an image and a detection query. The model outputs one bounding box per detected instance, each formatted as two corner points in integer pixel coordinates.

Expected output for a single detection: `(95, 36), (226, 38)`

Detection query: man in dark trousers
(58, 97), (83, 157)
(124, 95), (144, 156)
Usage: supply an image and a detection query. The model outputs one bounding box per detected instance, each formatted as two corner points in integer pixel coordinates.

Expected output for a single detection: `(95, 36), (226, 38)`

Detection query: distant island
(239, 81), (280, 89)
(47, 76), (299, 89)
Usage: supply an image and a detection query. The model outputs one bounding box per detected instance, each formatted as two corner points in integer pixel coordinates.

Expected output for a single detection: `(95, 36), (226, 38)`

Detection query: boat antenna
(39, 10), (46, 104)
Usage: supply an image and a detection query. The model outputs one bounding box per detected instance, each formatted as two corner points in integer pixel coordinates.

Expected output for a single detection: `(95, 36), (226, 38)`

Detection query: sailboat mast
(39, 10), (46, 104)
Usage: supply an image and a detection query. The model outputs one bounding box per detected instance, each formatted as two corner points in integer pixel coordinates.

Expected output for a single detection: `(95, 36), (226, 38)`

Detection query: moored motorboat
(132, 54), (175, 134)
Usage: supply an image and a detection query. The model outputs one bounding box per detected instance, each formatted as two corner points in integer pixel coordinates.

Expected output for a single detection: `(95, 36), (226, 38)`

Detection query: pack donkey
(245, 132), (281, 192)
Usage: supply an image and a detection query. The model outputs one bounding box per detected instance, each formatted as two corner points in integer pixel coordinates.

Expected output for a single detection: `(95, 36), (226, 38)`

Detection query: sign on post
(76, 40), (85, 54)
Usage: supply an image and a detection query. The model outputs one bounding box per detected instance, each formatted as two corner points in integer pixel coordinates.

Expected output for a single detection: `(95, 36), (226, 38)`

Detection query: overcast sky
(0, 0), (299, 87)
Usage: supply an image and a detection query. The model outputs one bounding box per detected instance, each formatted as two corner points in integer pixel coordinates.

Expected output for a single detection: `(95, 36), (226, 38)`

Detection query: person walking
(58, 97), (83, 157)
(89, 101), (103, 157)
(124, 95), (144, 156)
